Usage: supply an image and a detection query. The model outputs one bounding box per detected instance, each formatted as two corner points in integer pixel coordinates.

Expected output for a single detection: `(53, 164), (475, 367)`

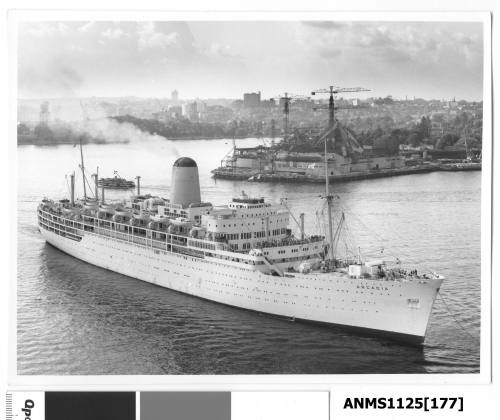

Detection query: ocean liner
(38, 151), (444, 344)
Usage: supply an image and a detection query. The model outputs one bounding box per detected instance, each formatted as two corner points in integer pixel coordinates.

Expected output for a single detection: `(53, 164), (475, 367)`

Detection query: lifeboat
(112, 208), (132, 223)
(129, 213), (150, 227)
(99, 204), (115, 211)
(167, 218), (192, 235)
(114, 207), (130, 216)
(97, 205), (115, 219)
(189, 226), (206, 239)
(148, 215), (169, 230)
(84, 199), (99, 208)
(144, 197), (165, 210)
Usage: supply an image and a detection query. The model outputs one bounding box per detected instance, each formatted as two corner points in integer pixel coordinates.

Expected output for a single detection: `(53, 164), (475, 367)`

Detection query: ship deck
(38, 203), (440, 284)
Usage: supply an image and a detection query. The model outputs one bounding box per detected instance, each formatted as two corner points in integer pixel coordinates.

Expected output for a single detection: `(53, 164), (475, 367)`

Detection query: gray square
(141, 392), (231, 420)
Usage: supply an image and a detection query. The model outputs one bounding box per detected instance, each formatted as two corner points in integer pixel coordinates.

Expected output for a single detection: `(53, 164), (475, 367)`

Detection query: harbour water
(17, 139), (481, 375)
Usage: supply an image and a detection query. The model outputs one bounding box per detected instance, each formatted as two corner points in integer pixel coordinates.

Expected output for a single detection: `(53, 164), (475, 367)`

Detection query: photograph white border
(5, 8), (493, 390)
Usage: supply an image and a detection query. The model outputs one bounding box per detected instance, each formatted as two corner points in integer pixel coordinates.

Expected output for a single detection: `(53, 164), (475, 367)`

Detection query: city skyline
(18, 21), (484, 100)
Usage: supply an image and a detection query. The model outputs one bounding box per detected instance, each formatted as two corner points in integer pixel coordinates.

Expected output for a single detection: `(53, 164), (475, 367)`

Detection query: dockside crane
(272, 92), (309, 143)
(270, 119), (276, 148)
(311, 85), (370, 138)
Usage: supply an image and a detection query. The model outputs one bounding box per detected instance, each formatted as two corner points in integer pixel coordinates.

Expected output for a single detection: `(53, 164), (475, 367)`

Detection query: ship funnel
(171, 157), (201, 207)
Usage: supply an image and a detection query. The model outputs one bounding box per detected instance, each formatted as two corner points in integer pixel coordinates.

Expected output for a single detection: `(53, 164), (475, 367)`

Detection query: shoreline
(212, 164), (481, 183)
(17, 135), (260, 146)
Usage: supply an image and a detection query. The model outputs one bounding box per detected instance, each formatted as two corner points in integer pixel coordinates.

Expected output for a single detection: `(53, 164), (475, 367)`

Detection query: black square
(45, 392), (135, 420)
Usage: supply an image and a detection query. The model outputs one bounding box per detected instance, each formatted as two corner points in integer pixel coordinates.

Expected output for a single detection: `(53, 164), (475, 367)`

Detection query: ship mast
(92, 167), (99, 201)
(70, 171), (75, 206)
(79, 136), (87, 200)
(464, 123), (470, 160)
(79, 100), (90, 201)
(325, 87), (336, 262)
(312, 84), (370, 264)
(324, 133), (335, 263)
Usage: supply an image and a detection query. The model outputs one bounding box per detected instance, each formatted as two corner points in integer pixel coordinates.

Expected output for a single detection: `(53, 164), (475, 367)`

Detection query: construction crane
(259, 119), (277, 148)
(272, 92), (309, 142)
(311, 85), (370, 135)
(270, 119), (276, 147)
(311, 85), (370, 151)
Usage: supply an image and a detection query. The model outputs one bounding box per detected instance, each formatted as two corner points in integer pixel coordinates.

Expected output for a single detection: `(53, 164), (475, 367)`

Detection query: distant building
(171, 90), (179, 102)
(243, 92), (261, 108)
(152, 104), (184, 122)
(17, 105), (39, 123)
(231, 99), (244, 110)
(167, 105), (183, 119)
(39, 101), (50, 124)
(183, 102), (199, 121)
(259, 99), (276, 109)
(430, 121), (442, 136)
(197, 102), (207, 114)
(448, 99), (458, 109)
(200, 105), (234, 123)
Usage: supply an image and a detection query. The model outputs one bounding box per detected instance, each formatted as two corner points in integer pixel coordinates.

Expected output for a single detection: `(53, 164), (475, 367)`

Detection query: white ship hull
(40, 228), (442, 344)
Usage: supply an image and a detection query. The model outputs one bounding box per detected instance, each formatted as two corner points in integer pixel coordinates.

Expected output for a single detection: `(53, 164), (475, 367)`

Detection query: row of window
(39, 219), (81, 241)
(211, 217), (287, 227)
(189, 240), (216, 250)
(213, 228), (288, 242)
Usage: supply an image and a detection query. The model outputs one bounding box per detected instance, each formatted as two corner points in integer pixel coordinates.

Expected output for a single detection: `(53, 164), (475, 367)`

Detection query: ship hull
(39, 228), (442, 345)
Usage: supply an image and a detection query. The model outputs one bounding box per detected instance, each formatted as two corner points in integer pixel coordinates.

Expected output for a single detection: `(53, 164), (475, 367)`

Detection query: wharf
(212, 163), (480, 184)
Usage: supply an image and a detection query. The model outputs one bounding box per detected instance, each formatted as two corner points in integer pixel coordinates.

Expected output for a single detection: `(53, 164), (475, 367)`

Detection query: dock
(212, 163), (480, 184)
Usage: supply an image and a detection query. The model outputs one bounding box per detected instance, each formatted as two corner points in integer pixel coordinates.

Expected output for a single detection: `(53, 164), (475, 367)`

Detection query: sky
(17, 20), (484, 101)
